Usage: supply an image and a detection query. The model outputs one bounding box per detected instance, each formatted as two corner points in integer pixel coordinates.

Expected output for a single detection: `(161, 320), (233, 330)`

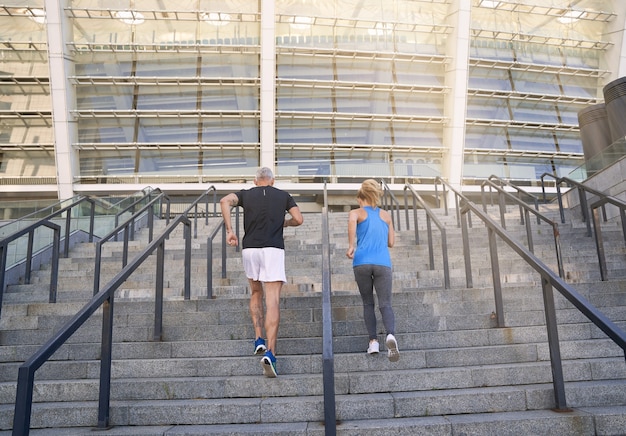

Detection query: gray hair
(255, 167), (274, 181)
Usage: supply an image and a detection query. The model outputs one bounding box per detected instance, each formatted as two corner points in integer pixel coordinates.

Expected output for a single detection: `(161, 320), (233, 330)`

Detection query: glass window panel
(0, 118), (54, 144)
(465, 126), (508, 150)
(510, 100), (559, 124)
(202, 86), (258, 111)
(0, 150), (56, 177)
(464, 155), (507, 179)
(137, 86), (198, 110)
(562, 47), (600, 69)
(392, 153), (441, 177)
(335, 90), (391, 115)
(508, 129), (556, 152)
(0, 84), (51, 111)
(556, 132), (583, 153)
(277, 55), (333, 80)
(395, 61), (443, 86)
(393, 124), (443, 148)
(79, 149), (135, 175)
(334, 120), (391, 145)
(560, 75), (598, 99)
(335, 58), (393, 83)
(276, 118), (332, 143)
(557, 102), (585, 125)
(277, 87), (333, 112)
(468, 66), (512, 91)
(471, 39), (514, 61)
(76, 85), (134, 110)
(467, 96), (510, 120)
(394, 93), (443, 117)
(511, 70), (560, 95)
(78, 118), (134, 143)
(514, 42), (563, 66)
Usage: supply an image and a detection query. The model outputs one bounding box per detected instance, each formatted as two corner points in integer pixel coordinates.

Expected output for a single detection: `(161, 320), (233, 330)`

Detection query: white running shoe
(386, 334), (400, 362)
(367, 340), (380, 354)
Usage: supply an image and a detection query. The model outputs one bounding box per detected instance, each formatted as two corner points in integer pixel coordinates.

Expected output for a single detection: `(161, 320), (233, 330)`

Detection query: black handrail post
(89, 200), (95, 243)
(579, 187), (592, 237)
(97, 295), (114, 429)
(48, 224), (60, 304)
(488, 227), (505, 327)
(524, 209), (534, 254)
(93, 244), (102, 295)
(25, 230), (34, 284)
(235, 207), (240, 253)
(498, 191), (507, 229)
(426, 215), (435, 270)
(592, 206), (608, 281)
(403, 188), (410, 230)
(0, 244), (7, 317)
(64, 210), (71, 257)
(221, 222), (227, 279)
(412, 195), (419, 245)
(541, 276), (568, 411)
(321, 207), (336, 436)
(555, 181), (565, 224)
(148, 208), (154, 243)
(620, 207), (626, 246)
(183, 219), (191, 300)
(154, 241), (165, 340)
(441, 228), (450, 290)
(460, 206), (473, 289)
(122, 223), (130, 268)
(207, 235), (213, 300)
(13, 365), (35, 436)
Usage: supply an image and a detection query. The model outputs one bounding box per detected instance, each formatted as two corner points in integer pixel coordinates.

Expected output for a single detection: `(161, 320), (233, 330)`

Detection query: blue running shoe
(261, 350), (277, 378)
(254, 337), (267, 355)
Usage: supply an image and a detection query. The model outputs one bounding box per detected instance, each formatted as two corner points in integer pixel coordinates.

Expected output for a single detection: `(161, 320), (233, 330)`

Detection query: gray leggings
(353, 264), (395, 340)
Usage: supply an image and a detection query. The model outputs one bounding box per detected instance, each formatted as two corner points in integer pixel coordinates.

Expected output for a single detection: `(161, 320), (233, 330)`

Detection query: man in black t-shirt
(220, 167), (303, 377)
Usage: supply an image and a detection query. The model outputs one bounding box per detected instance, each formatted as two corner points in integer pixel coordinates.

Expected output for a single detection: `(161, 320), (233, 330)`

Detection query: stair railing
(321, 180), (337, 435)
(92, 192), (171, 295)
(480, 178), (565, 278)
(436, 177), (626, 412)
(111, 188), (166, 241)
(540, 173), (608, 233)
(11, 205), (200, 435)
(590, 196), (626, 281)
(380, 179), (402, 231)
(487, 175), (541, 225)
(0, 196), (96, 319)
(403, 183), (451, 289)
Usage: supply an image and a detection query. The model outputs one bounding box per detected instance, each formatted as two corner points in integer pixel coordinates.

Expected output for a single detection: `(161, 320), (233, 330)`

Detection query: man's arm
(284, 206), (303, 227)
(220, 193), (239, 246)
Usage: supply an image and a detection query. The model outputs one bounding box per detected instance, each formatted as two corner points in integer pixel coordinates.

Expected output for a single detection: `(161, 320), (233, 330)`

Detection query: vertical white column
(442, 0), (471, 198)
(259, 0), (276, 172)
(45, 0), (78, 200)
(603, 1), (626, 82)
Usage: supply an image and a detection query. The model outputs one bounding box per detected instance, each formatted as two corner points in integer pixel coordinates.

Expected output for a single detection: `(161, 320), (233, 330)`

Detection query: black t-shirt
(235, 186), (298, 249)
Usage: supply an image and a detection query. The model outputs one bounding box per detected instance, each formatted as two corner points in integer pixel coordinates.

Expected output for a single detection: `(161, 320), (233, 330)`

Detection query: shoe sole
(386, 337), (400, 362)
(261, 356), (277, 378)
(254, 345), (267, 355)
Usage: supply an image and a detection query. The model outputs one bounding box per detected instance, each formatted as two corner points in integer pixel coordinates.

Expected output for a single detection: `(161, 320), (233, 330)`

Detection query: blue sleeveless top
(353, 206), (392, 268)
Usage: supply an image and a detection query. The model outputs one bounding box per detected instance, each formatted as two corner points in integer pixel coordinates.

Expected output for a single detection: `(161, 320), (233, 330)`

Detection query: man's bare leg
(248, 279), (265, 341)
(263, 280), (283, 353)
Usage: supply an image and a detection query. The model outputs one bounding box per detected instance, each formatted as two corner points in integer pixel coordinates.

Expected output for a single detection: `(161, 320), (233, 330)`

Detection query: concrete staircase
(1, 203), (625, 435)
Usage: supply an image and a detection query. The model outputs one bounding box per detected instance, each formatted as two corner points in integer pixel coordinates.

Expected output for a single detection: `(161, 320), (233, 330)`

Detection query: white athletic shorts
(241, 247), (286, 283)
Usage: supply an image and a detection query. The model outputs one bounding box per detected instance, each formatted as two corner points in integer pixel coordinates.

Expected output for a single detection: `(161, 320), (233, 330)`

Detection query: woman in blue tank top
(346, 179), (400, 362)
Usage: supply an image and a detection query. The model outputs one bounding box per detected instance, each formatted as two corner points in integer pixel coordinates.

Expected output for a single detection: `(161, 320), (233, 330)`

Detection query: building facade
(1, 0), (625, 202)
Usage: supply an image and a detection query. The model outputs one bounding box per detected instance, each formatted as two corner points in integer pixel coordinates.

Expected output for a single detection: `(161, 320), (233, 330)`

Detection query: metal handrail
(0, 197), (96, 319)
(590, 196), (626, 281)
(488, 175), (541, 225)
(540, 173), (608, 234)
(481, 179), (565, 278)
(437, 177), (626, 411)
(321, 180), (336, 435)
(12, 212), (193, 436)
(380, 179), (402, 231)
(93, 192), (171, 295)
(403, 183), (451, 289)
